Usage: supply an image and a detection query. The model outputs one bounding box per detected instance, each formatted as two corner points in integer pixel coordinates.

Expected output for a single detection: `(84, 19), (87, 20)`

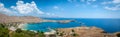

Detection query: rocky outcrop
(56, 26), (118, 37)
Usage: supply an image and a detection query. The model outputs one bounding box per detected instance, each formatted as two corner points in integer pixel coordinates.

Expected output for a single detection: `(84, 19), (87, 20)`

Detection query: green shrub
(15, 28), (22, 33)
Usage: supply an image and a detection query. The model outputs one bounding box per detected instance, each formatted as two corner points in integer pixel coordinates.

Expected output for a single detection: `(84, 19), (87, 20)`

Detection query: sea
(23, 18), (120, 33)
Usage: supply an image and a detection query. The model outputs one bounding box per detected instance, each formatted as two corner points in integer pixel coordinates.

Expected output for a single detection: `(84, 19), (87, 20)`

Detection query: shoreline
(16, 23), (120, 37)
(17, 23), (38, 33)
(18, 23), (120, 33)
(56, 26), (118, 37)
(18, 23), (28, 30)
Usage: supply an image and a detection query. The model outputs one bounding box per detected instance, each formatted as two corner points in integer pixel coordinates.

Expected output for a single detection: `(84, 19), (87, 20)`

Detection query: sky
(0, 0), (120, 18)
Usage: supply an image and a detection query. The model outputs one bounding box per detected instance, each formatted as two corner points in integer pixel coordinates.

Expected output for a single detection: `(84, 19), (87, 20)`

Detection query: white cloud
(46, 13), (55, 16)
(0, 3), (13, 14)
(101, 0), (120, 5)
(88, 0), (96, 2)
(53, 6), (59, 10)
(101, 0), (120, 10)
(112, 0), (120, 4)
(68, 0), (72, 2)
(68, 0), (77, 3)
(80, 0), (85, 2)
(0, 1), (59, 17)
(80, 0), (96, 5)
(87, 0), (96, 5)
(80, 0), (96, 2)
(105, 4), (120, 10)
(45, 12), (60, 17)
(0, 3), (4, 7)
(46, 13), (50, 15)
(101, 2), (111, 5)
(11, 1), (44, 14)
(86, 2), (91, 5)
(68, 0), (96, 5)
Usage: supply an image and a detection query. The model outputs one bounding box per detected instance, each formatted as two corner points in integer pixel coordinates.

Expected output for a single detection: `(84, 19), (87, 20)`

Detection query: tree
(71, 29), (74, 32)
(15, 28), (22, 33)
(0, 25), (9, 37)
(0, 23), (5, 28)
(37, 31), (45, 37)
(117, 33), (120, 37)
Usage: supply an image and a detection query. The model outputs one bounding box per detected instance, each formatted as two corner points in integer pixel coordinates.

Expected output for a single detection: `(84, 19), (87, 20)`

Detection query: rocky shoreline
(55, 26), (120, 37)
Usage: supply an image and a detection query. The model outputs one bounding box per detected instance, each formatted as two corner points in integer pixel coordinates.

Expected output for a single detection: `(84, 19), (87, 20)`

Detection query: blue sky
(0, 0), (120, 18)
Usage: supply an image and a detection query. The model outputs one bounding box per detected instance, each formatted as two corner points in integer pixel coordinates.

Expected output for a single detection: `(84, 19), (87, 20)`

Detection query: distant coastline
(0, 13), (72, 24)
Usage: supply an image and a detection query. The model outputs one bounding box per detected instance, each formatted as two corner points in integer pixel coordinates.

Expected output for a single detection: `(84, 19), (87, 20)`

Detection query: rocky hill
(0, 13), (42, 23)
(56, 26), (118, 37)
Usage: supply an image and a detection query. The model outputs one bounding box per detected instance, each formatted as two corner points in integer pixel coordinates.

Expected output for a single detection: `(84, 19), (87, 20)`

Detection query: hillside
(0, 13), (42, 23)
(56, 26), (118, 37)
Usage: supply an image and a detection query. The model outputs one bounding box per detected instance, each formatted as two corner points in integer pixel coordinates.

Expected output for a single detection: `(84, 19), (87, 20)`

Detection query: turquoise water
(25, 18), (120, 33)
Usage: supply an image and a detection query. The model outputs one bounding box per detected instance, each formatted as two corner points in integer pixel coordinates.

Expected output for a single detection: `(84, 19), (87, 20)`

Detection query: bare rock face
(0, 13), (42, 23)
(56, 26), (117, 37)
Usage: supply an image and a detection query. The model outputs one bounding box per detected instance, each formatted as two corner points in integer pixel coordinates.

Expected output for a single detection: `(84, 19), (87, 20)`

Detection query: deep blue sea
(25, 18), (120, 33)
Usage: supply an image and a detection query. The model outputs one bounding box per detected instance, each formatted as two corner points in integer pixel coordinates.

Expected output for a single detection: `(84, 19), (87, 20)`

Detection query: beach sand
(18, 23), (27, 30)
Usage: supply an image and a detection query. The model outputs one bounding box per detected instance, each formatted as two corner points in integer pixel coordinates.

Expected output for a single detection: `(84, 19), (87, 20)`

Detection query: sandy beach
(18, 23), (27, 30)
